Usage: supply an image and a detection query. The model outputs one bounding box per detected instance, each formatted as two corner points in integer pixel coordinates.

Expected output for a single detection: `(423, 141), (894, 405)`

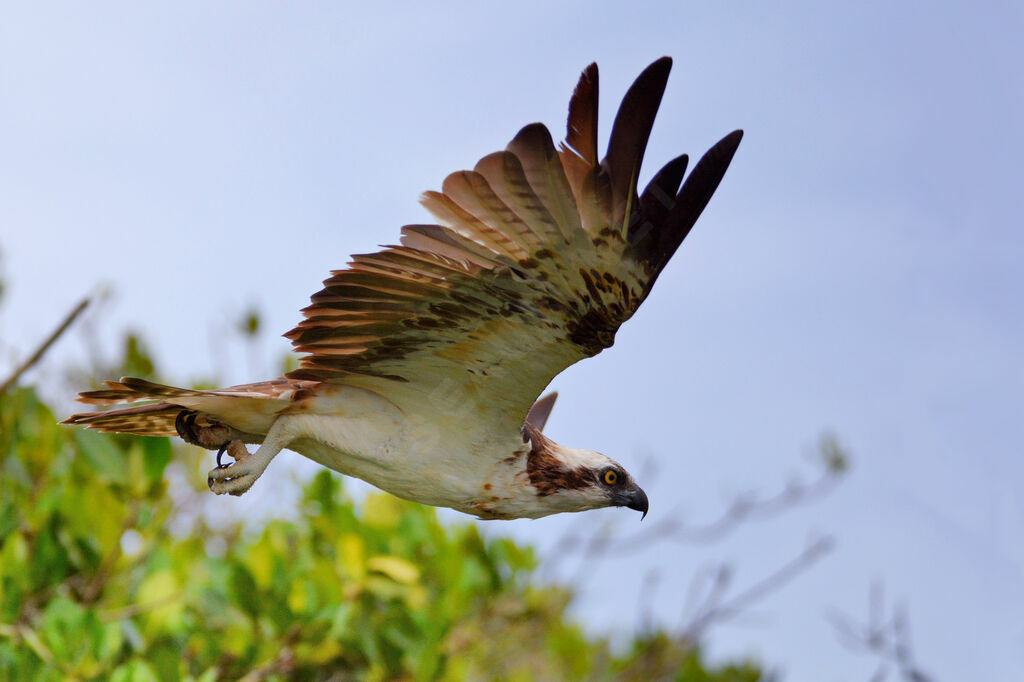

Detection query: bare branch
(546, 446), (845, 585)
(635, 568), (661, 634)
(828, 582), (935, 682)
(1, 298), (90, 394)
(679, 535), (835, 643)
(541, 436), (848, 585)
(613, 451), (843, 551)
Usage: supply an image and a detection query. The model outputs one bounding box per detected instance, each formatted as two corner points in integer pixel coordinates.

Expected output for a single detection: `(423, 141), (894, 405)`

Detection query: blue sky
(2, 2), (1022, 679)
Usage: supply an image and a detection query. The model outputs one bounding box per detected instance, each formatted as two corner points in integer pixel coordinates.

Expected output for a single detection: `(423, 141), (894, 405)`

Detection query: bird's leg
(176, 409), (252, 450)
(216, 440), (250, 469)
(175, 410), (202, 446)
(207, 419), (289, 497)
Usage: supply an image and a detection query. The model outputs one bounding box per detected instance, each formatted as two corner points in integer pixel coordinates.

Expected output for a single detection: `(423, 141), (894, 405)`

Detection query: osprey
(64, 58), (741, 520)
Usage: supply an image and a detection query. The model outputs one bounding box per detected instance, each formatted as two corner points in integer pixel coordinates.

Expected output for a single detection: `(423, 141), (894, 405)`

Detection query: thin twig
(613, 467), (841, 551)
(542, 441), (846, 586)
(680, 535), (835, 641)
(828, 583), (934, 682)
(546, 457), (841, 584)
(101, 592), (184, 622)
(0, 298), (90, 393)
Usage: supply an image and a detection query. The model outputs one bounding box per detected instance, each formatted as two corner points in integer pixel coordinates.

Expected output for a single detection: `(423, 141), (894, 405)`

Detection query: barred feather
(285, 58), (742, 434)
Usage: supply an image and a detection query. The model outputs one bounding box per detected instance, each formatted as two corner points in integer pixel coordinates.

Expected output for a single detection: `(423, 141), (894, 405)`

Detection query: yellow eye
(603, 470), (618, 486)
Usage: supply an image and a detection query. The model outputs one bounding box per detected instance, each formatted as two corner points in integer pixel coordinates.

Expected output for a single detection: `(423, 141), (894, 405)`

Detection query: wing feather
(636, 153), (689, 241)
(399, 224), (500, 269)
(285, 59), (742, 433)
(565, 62), (599, 165)
(421, 189), (529, 262)
(506, 124), (580, 242)
(473, 152), (563, 245)
(440, 170), (545, 255)
(603, 57), (673, 228)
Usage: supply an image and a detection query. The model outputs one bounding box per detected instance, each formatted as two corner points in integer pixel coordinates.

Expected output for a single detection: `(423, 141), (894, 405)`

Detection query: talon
(205, 440), (267, 497)
(175, 409), (200, 443)
(208, 465), (258, 496)
(175, 410), (188, 439)
(184, 412), (198, 440)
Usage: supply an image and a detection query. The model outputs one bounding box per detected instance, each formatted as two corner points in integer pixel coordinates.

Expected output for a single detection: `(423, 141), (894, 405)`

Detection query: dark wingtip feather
(604, 57), (674, 227)
(633, 153), (689, 243)
(671, 129), (743, 232)
(651, 129), (743, 270)
(566, 63), (599, 164)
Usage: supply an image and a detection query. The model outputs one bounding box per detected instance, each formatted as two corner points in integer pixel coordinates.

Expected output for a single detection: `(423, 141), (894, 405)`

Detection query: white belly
(272, 385), (528, 516)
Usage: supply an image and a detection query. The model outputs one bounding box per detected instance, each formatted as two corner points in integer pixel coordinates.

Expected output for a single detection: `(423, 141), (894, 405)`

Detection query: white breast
(274, 384), (528, 515)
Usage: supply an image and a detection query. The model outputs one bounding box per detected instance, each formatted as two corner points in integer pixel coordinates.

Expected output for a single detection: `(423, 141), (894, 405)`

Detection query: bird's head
(522, 423), (648, 518)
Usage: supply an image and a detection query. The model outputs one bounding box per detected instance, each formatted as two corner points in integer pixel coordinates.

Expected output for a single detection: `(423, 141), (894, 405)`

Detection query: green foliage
(118, 334), (156, 381)
(0, 387), (762, 681)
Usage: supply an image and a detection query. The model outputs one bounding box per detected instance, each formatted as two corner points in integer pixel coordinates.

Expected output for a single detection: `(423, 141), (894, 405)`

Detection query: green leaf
(228, 562), (261, 617)
(72, 429), (128, 485)
(110, 659), (160, 682)
(367, 556), (420, 585)
(141, 437), (172, 486)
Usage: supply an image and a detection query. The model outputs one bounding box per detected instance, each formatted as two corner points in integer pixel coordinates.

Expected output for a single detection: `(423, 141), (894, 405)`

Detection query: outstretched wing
(285, 58), (741, 433)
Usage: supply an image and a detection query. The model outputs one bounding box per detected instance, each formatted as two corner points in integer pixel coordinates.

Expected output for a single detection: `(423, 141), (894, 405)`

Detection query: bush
(0, 387), (760, 681)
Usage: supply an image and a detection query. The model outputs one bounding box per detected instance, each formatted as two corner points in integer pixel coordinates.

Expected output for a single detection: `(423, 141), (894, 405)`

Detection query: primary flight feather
(64, 58), (742, 520)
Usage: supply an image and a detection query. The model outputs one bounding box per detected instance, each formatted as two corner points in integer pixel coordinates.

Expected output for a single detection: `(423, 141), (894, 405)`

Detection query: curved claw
(174, 409), (189, 440)
(175, 409), (200, 443)
(216, 442), (230, 469)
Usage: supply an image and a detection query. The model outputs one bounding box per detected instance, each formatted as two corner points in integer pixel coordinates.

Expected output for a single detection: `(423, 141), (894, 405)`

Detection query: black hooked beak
(624, 485), (649, 520)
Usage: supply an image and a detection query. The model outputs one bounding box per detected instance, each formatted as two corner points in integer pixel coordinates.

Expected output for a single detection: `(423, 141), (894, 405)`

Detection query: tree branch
(0, 298), (90, 394)
(679, 535), (835, 642)
(828, 582), (934, 681)
(544, 438), (846, 582)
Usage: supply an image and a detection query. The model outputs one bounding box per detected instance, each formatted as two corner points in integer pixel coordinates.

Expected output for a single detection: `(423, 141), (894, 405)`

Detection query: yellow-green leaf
(367, 556), (420, 585)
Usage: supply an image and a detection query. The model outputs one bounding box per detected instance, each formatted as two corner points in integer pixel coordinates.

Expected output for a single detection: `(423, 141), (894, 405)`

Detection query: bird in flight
(64, 58), (741, 520)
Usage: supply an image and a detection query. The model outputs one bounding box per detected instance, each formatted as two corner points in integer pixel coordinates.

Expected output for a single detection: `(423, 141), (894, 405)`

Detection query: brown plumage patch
(522, 423), (591, 496)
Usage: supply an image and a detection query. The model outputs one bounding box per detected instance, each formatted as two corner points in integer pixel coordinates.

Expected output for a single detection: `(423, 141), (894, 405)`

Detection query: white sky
(2, 2), (1022, 679)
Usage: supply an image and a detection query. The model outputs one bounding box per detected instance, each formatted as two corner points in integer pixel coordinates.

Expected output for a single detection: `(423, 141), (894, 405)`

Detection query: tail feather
(62, 402), (186, 436)
(76, 378), (205, 406)
(63, 376), (314, 438)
